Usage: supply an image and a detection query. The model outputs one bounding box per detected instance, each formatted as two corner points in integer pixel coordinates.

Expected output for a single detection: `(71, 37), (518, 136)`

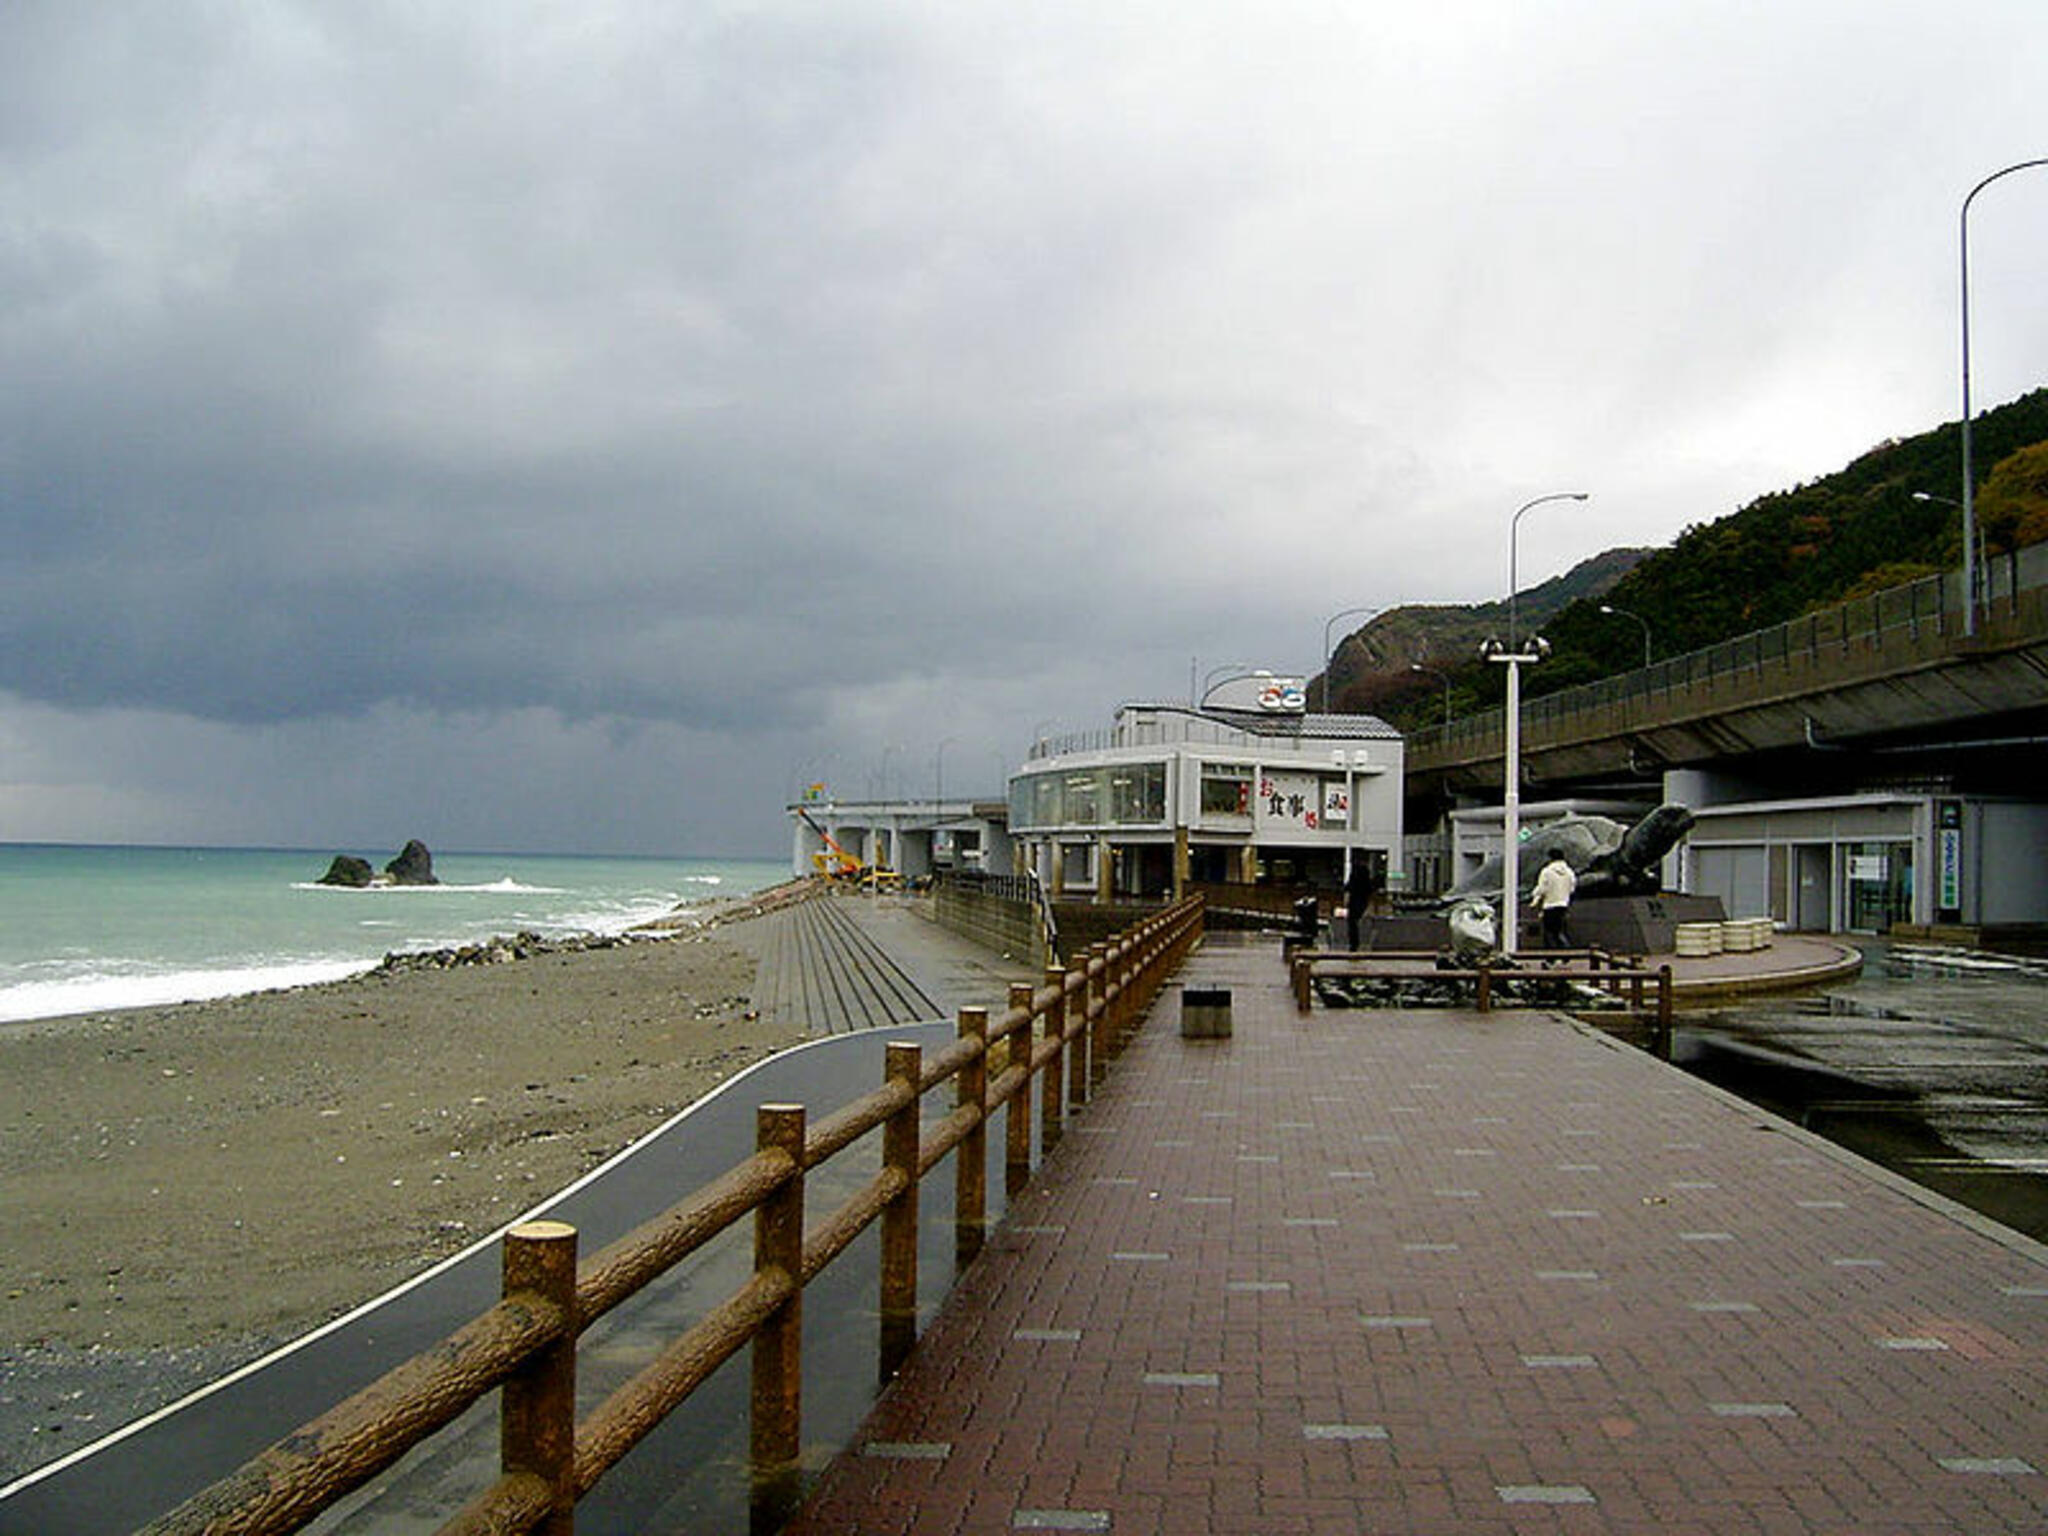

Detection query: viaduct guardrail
(1407, 545), (2048, 790)
(140, 898), (1207, 1536)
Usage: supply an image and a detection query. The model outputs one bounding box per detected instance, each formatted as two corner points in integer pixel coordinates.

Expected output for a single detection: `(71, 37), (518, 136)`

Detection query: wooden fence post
(751, 1104), (806, 1529)
(956, 1007), (988, 1269)
(880, 1042), (922, 1382)
(1074, 948), (1099, 1102)
(501, 1220), (579, 1536)
(1041, 967), (1066, 1155)
(1081, 950), (1114, 1081)
(1655, 965), (1674, 1060)
(1006, 983), (1035, 1199)
(1114, 946), (1130, 1064)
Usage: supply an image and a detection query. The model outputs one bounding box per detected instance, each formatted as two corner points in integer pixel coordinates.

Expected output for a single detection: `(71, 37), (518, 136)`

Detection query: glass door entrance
(1844, 841), (1912, 932)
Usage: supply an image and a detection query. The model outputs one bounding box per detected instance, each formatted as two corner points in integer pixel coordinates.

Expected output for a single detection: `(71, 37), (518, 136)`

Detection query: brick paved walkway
(785, 936), (2048, 1534)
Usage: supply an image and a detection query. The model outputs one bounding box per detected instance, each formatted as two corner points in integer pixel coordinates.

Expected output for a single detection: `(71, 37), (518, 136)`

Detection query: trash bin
(1292, 896), (1320, 944)
(1181, 987), (1232, 1039)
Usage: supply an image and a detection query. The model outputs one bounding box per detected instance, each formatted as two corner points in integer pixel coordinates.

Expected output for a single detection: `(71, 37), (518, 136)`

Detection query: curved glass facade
(1010, 760), (1168, 832)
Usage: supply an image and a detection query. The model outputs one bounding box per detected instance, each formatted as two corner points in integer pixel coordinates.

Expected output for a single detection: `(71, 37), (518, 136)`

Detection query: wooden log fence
(140, 896), (1207, 1536)
(1290, 946), (1675, 1059)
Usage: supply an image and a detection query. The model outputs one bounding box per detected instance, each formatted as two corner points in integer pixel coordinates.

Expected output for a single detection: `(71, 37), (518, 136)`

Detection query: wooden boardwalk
(787, 934), (2048, 1534)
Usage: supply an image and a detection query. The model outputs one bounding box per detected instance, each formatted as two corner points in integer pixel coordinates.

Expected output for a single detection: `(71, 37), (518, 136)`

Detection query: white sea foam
(0, 846), (786, 1024)
(288, 879), (570, 895)
(0, 958), (376, 1025)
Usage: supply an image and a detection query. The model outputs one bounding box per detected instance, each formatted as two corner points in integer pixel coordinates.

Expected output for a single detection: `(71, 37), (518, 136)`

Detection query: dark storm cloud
(3, 2), (2046, 852)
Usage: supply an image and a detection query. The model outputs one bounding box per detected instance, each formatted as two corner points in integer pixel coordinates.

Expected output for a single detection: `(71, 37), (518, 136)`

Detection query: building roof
(1025, 701), (1406, 764)
(1203, 707), (1403, 741)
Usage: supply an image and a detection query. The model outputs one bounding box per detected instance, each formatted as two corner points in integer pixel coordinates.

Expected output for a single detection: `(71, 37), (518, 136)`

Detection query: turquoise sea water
(0, 844), (788, 1024)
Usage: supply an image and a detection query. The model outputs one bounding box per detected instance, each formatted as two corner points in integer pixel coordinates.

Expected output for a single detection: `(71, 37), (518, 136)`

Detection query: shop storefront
(1681, 792), (2048, 934)
(1008, 680), (1404, 903)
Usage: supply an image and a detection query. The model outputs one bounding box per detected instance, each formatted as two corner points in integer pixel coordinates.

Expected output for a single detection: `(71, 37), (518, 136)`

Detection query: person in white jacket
(1530, 852), (1577, 952)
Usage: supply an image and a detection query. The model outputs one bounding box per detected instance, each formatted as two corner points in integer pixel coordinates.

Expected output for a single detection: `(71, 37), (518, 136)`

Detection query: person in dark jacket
(1343, 859), (1380, 950)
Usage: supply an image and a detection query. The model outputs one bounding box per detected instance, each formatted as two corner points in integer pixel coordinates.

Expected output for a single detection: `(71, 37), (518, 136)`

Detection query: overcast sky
(3, 3), (2045, 857)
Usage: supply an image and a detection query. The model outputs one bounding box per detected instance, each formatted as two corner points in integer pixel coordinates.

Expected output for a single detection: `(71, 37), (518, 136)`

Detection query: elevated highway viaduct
(1403, 552), (2048, 814)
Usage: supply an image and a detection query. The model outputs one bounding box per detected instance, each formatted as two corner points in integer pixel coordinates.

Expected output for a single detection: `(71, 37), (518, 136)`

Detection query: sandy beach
(0, 904), (803, 1483)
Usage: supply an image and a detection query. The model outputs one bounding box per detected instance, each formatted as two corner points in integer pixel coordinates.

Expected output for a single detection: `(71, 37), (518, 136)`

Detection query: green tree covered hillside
(1330, 387), (2048, 732)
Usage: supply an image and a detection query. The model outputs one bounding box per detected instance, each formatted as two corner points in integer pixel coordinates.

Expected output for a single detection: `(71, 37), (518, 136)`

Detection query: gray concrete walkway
(787, 933), (2048, 1534)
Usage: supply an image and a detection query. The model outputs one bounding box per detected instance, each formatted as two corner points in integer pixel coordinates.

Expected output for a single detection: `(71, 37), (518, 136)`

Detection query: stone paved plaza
(787, 934), (2048, 1534)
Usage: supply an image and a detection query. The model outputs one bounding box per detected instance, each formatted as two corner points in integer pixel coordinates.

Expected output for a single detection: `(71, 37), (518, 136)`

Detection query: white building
(1422, 776), (2048, 935)
(789, 796), (1013, 883)
(1007, 675), (1405, 902)
(1667, 770), (2048, 934)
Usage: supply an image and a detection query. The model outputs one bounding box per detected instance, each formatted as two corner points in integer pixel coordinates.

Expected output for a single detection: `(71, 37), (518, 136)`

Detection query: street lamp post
(1199, 661), (1252, 704)
(1483, 637), (1547, 959)
(1409, 662), (1452, 726)
(1320, 606), (1381, 712)
(1598, 603), (1652, 668)
(1913, 491), (1989, 605)
(1509, 493), (1590, 650)
(1494, 491), (1584, 959)
(1332, 747), (1370, 887)
(1958, 157), (2048, 638)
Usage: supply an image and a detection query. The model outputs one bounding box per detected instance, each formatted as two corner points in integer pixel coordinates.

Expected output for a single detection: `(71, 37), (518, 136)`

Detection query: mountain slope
(1320, 386), (2048, 731)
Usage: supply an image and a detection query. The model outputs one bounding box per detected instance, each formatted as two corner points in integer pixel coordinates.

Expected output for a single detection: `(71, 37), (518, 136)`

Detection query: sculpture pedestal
(1563, 893), (1728, 956)
(1356, 914), (1451, 951)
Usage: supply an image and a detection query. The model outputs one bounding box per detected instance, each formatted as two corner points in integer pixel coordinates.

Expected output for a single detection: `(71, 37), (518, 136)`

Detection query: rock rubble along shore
(375, 928), (637, 973)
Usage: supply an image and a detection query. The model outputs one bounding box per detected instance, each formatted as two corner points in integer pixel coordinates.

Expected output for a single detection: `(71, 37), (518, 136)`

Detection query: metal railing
(140, 898), (1207, 1536)
(1411, 542), (2048, 759)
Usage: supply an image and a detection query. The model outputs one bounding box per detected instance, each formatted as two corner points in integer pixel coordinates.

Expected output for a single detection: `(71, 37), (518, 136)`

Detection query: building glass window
(1064, 771), (1101, 825)
(1111, 762), (1167, 824)
(1017, 773), (1063, 830)
(1200, 763), (1252, 817)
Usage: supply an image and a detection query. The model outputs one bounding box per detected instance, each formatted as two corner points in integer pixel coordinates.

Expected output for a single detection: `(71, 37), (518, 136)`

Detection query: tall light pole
(933, 736), (956, 810)
(1199, 661), (1252, 704)
(1509, 493), (1590, 650)
(1320, 606), (1381, 711)
(1958, 157), (2048, 637)
(1409, 662), (1452, 726)
(1483, 635), (1548, 959)
(1599, 603), (1652, 668)
(1912, 491), (1987, 599)
(1495, 491), (1582, 958)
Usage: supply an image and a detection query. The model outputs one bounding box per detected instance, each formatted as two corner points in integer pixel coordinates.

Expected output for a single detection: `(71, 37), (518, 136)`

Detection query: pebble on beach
(0, 909), (802, 1484)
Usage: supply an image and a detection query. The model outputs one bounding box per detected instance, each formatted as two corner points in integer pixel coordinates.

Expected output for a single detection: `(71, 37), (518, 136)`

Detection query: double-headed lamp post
(1483, 634), (1549, 958)
(1493, 491), (1587, 958)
